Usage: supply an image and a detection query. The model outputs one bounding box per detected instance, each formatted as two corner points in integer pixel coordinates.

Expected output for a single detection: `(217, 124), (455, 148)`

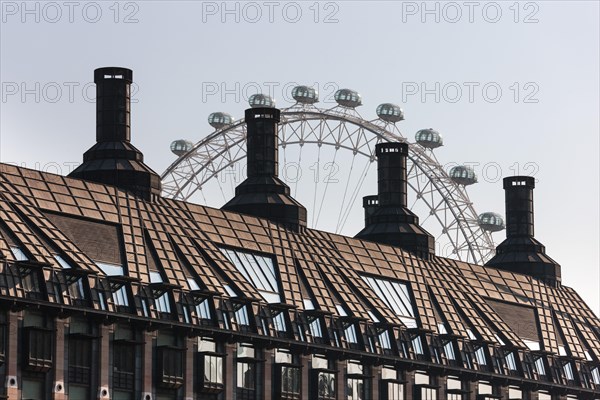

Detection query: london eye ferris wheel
(161, 86), (506, 265)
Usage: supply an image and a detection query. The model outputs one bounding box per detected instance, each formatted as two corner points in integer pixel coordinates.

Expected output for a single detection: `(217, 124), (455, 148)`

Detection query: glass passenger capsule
(170, 140), (193, 157)
(292, 85), (319, 104)
(415, 128), (444, 149)
(449, 166), (478, 185)
(334, 89), (362, 108)
(478, 212), (506, 232)
(248, 94), (275, 108)
(376, 103), (404, 122)
(208, 112), (234, 129)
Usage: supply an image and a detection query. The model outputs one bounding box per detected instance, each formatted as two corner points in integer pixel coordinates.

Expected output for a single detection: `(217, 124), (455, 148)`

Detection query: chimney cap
(245, 107), (280, 122)
(375, 141), (407, 155)
(94, 67), (133, 84)
(503, 176), (535, 189)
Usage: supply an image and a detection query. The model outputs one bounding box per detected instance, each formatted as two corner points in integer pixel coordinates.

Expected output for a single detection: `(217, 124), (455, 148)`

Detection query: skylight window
(96, 262), (124, 276)
(187, 278), (201, 291)
(558, 345), (568, 356)
(367, 311), (380, 323)
(466, 329), (477, 341)
(437, 323), (448, 335)
(223, 284), (237, 297)
(361, 276), (417, 328)
(10, 246), (28, 261)
(303, 299), (315, 310)
(54, 254), (73, 269)
(335, 304), (348, 317)
(523, 339), (541, 351)
(220, 248), (280, 303)
(149, 271), (163, 283)
(494, 334), (506, 346)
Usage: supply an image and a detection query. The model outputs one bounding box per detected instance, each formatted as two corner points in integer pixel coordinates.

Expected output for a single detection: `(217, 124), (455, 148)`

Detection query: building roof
(1, 161), (599, 367)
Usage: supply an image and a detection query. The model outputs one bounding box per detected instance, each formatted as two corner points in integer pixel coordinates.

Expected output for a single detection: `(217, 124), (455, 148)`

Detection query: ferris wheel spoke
(311, 145), (323, 228)
(339, 156), (373, 232)
(335, 154), (357, 234)
(314, 149), (340, 228)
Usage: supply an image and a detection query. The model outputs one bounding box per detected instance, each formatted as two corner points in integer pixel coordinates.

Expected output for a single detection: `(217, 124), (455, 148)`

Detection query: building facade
(0, 68), (599, 400)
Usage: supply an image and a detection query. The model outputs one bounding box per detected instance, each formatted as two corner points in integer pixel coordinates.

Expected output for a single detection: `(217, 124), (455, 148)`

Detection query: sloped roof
(1, 162), (600, 377)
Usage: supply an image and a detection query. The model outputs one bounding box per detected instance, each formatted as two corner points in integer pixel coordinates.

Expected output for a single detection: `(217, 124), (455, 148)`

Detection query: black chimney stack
(69, 67), (161, 201)
(222, 107), (307, 231)
(485, 176), (561, 286)
(356, 142), (434, 258)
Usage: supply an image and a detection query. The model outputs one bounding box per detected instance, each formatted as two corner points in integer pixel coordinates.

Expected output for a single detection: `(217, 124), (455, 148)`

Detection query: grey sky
(1, 1), (599, 314)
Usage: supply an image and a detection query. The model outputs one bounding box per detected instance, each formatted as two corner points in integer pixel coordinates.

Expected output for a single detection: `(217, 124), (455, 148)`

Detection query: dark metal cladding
(504, 176), (535, 238)
(362, 195), (379, 226)
(69, 67), (162, 201)
(356, 142), (435, 259)
(222, 107), (307, 232)
(377, 142), (408, 207)
(485, 176), (561, 287)
(94, 67), (133, 143)
(246, 108), (280, 178)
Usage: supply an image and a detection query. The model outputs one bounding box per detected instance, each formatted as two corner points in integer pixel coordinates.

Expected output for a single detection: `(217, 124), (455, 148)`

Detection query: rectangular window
(67, 278), (86, 304)
(381, 382), (403, 400)
(21, 378), (44, 399)
(201, 354), (224, 390)
(155, 293), (171, 314)
(273, 312), (287, 333)
(236, 361), (256, 399)
(24, 327), (53, 371)
(412, 335), (425, 355)
(235, 305), (250, 326)
(415, 386), (438, 400)
(157, 346), (184, 388)
(444, 341), (457, 360)
(592, 367), (600, 385)
(505, 352), (518, 371)
(344, 324), (358, 344)
(316, 371), (336, 400)
(309, 318), (323, 338)
(113, 341), (136, 391)
(347, 377), (365, 400)
(68, 337), (92, 385)
(535, 356), (547, 376)
(564, 362), (575, 381)
(475, 346), (487, 366)
(278, 365), (301, 399)
(113, 286), (129, 307)
(196, 299), (212, 320)
(379, 331), (392, 350)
